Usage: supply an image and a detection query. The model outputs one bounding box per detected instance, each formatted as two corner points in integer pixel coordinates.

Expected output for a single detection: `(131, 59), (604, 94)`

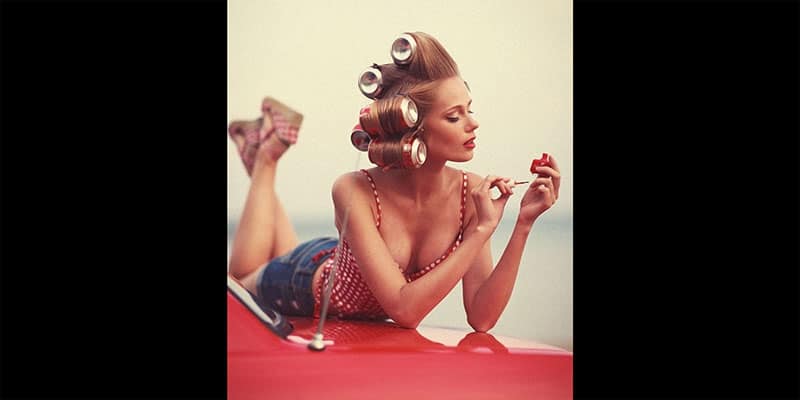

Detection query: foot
(229, 96), (303, 176)
(262, 97), (302, 148)
(253, 97), (304, 166)
(228, 116), (272, 176)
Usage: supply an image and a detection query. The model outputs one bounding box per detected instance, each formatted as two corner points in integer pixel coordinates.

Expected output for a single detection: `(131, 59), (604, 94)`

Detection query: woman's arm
(461, 216), (532, 333)
(462, 157), (562, 332)
(333, 172), (510, 329)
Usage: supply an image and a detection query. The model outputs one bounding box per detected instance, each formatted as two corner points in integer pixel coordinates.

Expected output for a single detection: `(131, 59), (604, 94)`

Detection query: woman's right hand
(468, 175), (515, 236)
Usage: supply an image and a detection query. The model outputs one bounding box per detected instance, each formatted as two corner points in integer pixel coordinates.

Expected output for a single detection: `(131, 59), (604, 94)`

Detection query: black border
(1, 0), (797, 399)
(576, 0), (799, 398)
(1, 1), (227, 398)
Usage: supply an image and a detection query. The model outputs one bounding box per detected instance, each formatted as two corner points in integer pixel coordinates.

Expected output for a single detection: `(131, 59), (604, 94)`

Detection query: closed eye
(447, 109), (475, 123)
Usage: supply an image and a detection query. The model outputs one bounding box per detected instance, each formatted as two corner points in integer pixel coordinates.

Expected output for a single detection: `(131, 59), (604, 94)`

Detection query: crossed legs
(228, 99), (302, 294)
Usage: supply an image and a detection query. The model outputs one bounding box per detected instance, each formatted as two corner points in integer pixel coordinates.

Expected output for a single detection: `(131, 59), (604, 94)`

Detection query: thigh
(256, 237), (338, 316)
(239, 266), (265, 296)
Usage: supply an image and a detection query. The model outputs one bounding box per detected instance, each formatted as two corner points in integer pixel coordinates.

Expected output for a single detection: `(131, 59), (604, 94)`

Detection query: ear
(414, 123), (427, 142)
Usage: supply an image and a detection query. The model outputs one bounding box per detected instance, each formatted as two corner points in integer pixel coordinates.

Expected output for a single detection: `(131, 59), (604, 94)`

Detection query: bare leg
(229, 97), (304, 297)
(272, 194), (299, 259)
(229, 132), (299, 282)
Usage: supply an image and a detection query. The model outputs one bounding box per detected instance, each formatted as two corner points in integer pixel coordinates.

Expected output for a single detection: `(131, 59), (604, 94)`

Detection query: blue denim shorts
(256, 236), (338, 316)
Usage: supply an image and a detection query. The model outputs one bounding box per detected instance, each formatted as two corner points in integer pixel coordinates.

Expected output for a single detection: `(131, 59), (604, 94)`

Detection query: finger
(487, 175), (509, 186)
(542, 177), (556, 202)
(480, 175), (499, 192)
(494, 182), (514, 205)
(495, 191), (512, 208)
(537, 185), (549, 194)
(537, 184), (554, 205)
(544, 155), (560, 199)
(472, 175), (491, 197)
(538, 184), (555, 206)
(546, 183), (556, 204)
(553, 176), (559, 200)
(502, 180), (515, 196)
(481, 175), (509, 198)
(473, 175), (498, 206)
(532, 165), (560, 200)
(487, 175), (510, 187)
(492, 178), (514, 196)
(531, 177), (552, 193)
(546, 154), (559, 171)
(529, 178), (551, 198)
(532, 165), (561, 180)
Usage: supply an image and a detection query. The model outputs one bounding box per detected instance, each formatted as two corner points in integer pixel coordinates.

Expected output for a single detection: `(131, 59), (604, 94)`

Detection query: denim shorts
(256, 236), (338, 316)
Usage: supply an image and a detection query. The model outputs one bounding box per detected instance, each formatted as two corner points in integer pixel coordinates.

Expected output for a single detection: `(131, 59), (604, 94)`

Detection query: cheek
(424, 121), (456, 142)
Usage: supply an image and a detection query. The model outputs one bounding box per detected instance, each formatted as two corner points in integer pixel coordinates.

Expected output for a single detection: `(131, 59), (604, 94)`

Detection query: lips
(463, 137), (476, 147)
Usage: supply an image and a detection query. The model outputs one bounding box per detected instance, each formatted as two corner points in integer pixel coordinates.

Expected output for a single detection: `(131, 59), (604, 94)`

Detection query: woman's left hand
(518, 154), (561, 225)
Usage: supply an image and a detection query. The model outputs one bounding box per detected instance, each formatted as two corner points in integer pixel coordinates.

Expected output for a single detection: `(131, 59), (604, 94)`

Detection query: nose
(466, 114), (480, 132)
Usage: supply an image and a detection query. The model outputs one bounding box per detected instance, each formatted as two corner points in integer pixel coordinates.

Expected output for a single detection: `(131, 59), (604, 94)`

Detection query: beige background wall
(228, 0), (572, 350)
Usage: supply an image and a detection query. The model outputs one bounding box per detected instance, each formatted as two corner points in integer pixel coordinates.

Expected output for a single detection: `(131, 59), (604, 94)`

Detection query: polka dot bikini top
(313, 169), (469, 320)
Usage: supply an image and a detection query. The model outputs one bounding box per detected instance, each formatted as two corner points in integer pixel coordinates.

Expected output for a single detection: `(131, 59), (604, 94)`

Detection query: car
(227, 276), (573, 399)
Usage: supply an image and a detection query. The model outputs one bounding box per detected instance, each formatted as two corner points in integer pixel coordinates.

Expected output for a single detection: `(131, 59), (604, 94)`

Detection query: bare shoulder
(460, 170), (484, 191)
(331, 170), (378, 230)
(331, 170), (373, 204)
(451, 169), (481, 216)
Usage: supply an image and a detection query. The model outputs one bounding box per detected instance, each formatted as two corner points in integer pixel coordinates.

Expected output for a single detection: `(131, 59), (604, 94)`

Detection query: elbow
(395, 320), (421, 330)
(468, 316), (496, 333)
(389, 308), (422, 329)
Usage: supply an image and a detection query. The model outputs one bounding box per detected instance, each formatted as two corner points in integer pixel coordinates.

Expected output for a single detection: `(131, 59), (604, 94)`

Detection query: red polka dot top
(313, 169), (469, 320)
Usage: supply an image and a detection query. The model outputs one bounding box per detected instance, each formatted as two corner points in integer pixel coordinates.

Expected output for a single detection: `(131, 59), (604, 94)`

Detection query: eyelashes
(446, 110), (475, 123)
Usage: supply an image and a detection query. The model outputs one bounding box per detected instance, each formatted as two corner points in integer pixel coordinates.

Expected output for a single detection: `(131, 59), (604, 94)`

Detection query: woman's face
(421, 76), (480, 163)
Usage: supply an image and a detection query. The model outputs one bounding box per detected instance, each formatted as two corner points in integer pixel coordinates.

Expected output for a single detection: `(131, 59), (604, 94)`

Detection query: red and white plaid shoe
(228, 115), (271, 176)
(261, 96), (303, 147)
(228, 97), (303, 176)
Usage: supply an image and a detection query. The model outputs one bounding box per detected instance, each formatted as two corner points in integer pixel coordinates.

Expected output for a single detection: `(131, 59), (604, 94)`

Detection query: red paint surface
(228, 291), (572, 399)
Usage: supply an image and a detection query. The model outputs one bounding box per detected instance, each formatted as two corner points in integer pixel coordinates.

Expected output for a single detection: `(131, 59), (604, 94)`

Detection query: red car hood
(228, 290), (573, 399)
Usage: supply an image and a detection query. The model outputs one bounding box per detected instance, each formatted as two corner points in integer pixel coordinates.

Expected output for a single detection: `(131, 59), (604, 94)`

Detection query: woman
(228, 32), (561, 331)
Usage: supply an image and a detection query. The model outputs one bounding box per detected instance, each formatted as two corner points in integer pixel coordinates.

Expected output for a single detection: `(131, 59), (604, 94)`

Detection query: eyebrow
(443, 99), (473, 114)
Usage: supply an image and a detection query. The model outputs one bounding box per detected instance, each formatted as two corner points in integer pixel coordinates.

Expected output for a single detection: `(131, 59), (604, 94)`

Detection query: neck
(385, 158), (449, 204)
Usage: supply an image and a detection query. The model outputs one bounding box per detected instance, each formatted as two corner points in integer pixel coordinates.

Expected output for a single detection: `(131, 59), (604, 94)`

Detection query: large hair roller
(358, 95), (419, 138)
(357, 65), (383, 99)
(350, 123), (371, 151)
(399, 129), (426, 168)
(367, 129), (426, 169)
(391, 33), (417, 66)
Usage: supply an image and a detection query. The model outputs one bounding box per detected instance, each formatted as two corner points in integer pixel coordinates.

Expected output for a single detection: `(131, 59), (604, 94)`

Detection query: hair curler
(357, 66), (383, 99)
(359, 95), (419, 138)
(350, 124), (371, 151)
(391, 33), (417, 65)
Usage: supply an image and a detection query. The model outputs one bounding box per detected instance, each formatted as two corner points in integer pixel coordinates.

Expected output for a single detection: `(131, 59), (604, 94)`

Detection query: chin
(452, 152), (474, 162)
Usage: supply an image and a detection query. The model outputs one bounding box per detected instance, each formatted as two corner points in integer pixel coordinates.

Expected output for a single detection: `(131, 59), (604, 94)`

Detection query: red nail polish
(530, 152), (550, 174)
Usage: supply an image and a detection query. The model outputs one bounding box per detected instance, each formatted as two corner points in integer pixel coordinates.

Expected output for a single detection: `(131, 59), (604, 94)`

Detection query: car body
(227, 276), (573, 399)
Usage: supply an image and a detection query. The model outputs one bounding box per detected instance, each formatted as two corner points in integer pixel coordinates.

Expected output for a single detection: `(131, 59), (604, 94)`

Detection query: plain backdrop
(228, 0), (572, 349)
